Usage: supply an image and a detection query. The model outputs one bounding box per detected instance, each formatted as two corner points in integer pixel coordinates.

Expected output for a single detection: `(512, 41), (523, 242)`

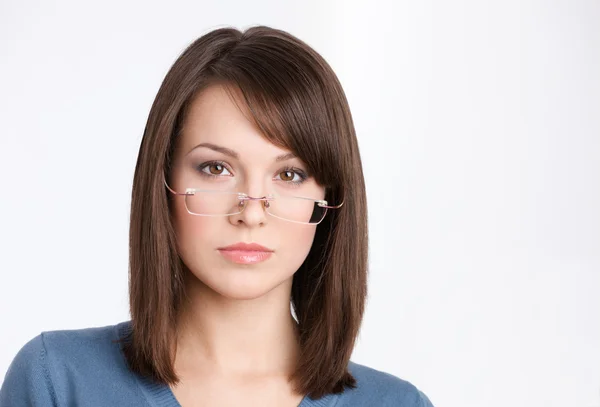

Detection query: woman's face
(169, 84), (324, 300)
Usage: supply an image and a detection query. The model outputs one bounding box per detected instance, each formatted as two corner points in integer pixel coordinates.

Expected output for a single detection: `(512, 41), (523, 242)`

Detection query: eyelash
(196, 160), (309, 186)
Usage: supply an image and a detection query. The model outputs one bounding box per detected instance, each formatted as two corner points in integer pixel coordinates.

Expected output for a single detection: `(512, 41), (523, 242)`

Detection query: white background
(1, 1), (599, 406)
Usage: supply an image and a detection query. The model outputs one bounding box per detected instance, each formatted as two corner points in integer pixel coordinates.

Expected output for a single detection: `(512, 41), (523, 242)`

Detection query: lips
(217, 242), (273, 264)
(218, 242), (273, 252)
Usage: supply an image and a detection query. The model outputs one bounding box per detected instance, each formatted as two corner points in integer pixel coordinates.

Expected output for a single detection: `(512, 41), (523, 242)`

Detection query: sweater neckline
(135, 374), (336, 407)
(115, 321), (339, 407)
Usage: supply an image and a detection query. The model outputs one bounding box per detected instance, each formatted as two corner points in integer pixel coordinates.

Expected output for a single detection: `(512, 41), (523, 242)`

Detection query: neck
(173, 268), (301, 379)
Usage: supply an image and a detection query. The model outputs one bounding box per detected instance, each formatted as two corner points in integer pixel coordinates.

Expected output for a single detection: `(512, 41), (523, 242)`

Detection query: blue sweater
(0, 321), (434, 406)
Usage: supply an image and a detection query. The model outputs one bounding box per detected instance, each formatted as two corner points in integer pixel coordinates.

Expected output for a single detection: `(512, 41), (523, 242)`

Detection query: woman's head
(125, 26), (368, 399)
(168, 83), (329, 301)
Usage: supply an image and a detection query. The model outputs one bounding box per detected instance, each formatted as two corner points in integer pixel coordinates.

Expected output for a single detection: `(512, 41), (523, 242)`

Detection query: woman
(0, 26), (434, 406)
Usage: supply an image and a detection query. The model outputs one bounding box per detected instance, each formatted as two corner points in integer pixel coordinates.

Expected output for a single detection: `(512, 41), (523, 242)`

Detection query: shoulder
(28, 321), (128, 370)
(342, 360), (434, 406)
(0, 321), (132, 405)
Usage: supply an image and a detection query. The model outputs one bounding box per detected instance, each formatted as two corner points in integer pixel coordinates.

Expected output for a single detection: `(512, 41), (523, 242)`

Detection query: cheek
(172, 203), (227, 288)
(278, 224), (318, 266)
(172, 199), (217, 251)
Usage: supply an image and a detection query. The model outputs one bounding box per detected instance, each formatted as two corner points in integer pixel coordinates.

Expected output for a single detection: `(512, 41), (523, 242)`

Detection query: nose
(229, 179), (269, 227)
(228, 195), (270, 227)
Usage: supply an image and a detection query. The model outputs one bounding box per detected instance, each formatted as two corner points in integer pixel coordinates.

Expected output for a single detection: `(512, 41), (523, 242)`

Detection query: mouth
(217, 242), (274, 265)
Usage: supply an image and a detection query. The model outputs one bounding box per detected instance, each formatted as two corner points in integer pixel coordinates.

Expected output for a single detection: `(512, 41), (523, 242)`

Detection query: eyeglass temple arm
(163, 178), (188, 196)
(320, 201), (344, 209)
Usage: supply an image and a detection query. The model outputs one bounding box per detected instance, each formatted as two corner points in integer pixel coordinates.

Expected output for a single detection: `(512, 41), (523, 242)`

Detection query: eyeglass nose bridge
(236, 194), (275, 210)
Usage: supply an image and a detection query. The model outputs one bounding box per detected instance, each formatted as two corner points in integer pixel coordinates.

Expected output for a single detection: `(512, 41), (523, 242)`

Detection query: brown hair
(122, 25), (368, 400)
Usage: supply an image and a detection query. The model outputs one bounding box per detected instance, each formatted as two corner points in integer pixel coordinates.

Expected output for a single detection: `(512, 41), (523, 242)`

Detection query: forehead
(177, 84), (290, 159)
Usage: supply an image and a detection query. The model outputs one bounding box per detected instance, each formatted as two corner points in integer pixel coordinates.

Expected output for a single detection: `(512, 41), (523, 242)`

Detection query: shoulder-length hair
(122, 25), (368, 400)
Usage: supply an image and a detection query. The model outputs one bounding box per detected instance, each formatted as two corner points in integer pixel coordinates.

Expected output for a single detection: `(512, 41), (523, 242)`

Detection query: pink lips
(217, 242), (274, 265)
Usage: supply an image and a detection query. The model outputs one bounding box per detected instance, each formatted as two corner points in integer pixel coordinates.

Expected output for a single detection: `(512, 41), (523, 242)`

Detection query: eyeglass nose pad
(237, 197), (271, 210)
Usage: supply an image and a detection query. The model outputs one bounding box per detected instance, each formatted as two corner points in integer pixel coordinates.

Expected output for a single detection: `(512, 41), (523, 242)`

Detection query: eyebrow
(187, 142), (297, 162)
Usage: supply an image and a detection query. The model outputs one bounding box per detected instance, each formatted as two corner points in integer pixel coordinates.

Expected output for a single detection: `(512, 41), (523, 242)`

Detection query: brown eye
(275, 167), (308, 185)
(198, 162), (232, 177)
(208, 164), (224, 175)
(279, 170), (295, 181)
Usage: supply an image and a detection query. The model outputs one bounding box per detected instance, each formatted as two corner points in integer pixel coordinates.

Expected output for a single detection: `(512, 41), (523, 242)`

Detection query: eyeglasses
(164, 179), (343, 225)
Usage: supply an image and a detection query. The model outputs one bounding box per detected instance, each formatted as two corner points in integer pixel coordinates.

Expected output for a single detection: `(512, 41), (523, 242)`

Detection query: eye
(279, 170), (295, 181)
(275, 168), (307, 185)
(197, 161), (232, 177)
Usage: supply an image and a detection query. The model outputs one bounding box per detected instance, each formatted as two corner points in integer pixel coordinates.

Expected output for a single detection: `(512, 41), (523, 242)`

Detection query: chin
(213, 286), (275, 301)
(190, 263), (295, 301)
